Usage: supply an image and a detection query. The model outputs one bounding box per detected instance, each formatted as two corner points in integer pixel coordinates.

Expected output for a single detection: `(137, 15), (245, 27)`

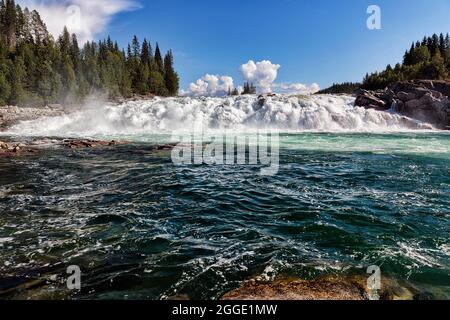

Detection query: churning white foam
(7, 95), (434, 137)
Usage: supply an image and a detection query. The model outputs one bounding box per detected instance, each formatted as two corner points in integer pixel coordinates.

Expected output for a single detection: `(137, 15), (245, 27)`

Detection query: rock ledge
(355, 80), (450, 129)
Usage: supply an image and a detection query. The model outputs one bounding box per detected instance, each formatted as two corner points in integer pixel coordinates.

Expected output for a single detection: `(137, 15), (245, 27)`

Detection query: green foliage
(363, 33), (450, 90)
(154, 43), (164, 74)
(0, 2), (180, 106)
(164, 50), (179, 96)
(316, 82), (361, 94)
(0, 69), (11, 104)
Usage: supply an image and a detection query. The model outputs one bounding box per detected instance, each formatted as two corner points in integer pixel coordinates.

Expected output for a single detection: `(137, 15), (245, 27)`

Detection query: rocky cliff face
(355, 80), (450, 129)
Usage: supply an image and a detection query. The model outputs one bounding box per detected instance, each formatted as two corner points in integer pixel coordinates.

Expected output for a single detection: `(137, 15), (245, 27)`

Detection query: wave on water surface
(6, 95), (435, 138)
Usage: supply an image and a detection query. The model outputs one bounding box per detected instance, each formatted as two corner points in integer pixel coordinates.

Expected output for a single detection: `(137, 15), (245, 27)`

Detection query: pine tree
(132, 35), (140, 59)
(70, 33), (80, 72)
(58, 26), (71, 56)
(164, 50), (179, 96)
(4, 0), (17, 48)
(431, 33), (440, 56)
(106, 35), (113, 51)
(403, 43), (415, 65)
(141, 38), (151, 66)
(127, 44), (132, 62)
(421, 36), (427, 47)
(439, 33), (446, 55)
(154, 42), (164, 73)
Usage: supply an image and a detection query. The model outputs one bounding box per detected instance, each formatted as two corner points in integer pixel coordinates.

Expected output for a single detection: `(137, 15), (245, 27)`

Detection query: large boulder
(221, 275), (416, 300)
(355, 90), (390, 111)
(355, 80), (450, 129)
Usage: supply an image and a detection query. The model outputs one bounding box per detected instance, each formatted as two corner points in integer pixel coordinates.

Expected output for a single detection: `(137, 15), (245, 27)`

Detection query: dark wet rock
(256, 97), (266, 110)
(62, 139), (125, 149)
(0, 141), (38, 157)
(255, 93), (279, 111)
(355, 80), (450, 129)
(221, 275), (414, 301)
(157, 144), (175, 151)
(0, 138), (129, 157)
(355, 91), (389, 111)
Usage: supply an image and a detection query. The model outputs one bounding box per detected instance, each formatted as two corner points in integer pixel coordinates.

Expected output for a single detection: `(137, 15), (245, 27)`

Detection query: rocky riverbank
(355, 80), (450, 130)
(0, 105), (68, 131)
(0, 138), (125, 158)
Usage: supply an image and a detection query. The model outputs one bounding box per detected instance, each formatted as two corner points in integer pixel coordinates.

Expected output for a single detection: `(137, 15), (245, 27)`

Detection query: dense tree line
(242, 82), (257, 95)
(227, 82), (256, 96)
(0, 0), (179, 107)
(362, 33), (450, 90)
(316, 82), (361, 95)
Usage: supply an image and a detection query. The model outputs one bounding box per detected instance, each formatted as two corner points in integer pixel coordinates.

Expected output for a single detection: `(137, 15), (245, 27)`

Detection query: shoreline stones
(0, 138), (128, 157)
(0, 140), (37, 157)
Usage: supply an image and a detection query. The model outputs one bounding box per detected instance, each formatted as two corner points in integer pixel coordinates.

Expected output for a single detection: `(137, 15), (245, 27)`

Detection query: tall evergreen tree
(141, 38), (151, 66)
(70, 33), (80, 71)
(439, 33), (446, 55)
(164, 50), (179, 96)
(58, 26), (71, 56)
(154, 42), (164, 73)
(4, 0), (17, 48)
(132, 35), (140, 59)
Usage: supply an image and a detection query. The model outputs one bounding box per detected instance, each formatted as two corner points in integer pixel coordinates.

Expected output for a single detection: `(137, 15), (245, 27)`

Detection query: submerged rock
(355, 80), (450, 129)
(0, 138), (128, 157)
(62, 139), (126, 149)
(221, 275), (415, 301)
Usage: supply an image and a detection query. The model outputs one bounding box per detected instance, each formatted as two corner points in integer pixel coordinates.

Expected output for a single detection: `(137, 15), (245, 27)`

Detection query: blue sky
(101, 0), (450, 92)
(21, 0), (450, 93)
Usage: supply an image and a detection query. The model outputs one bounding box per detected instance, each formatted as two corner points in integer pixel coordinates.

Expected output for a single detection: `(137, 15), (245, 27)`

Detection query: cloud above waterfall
(240, 60), (281, 93)
(183, 59), (320, 97)
(272, 83), (321, 95)
(17, 0), (141, 44)
(180, 74), (236, 97)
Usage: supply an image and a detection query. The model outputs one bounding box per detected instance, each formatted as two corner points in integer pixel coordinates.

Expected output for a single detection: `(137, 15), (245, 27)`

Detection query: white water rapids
(7, 95), (435, 137)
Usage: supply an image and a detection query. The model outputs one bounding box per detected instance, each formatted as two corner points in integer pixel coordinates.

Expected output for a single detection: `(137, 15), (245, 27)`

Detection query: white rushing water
(7, 95), (435, 137)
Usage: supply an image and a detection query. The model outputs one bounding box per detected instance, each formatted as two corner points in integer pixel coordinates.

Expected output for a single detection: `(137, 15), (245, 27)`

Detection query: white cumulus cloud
(183, 59), (319, 97)
(181, 74), (235, 97)
(240, 60), (281, 93)
(272, 83), (320, 95)
(17, 0), (140, 44)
